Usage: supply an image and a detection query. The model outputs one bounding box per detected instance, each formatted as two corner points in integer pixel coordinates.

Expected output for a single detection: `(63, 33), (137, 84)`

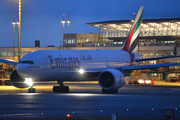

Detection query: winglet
(122, 6), (144, 53)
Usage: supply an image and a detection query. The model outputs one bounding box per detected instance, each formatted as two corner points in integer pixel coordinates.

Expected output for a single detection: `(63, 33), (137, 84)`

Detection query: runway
(0, 82), (180, 119)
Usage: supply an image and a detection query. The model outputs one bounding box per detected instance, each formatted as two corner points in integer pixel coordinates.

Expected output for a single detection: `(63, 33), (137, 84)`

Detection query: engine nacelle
(98, 69), (125, 90)
(10, 70), (28, 88)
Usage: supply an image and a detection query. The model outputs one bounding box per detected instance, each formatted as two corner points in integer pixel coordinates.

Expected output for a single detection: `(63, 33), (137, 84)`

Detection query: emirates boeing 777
(1, 6), (180, 93)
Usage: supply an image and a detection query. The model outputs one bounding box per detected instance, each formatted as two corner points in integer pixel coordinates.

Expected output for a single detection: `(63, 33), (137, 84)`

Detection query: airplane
(1, 6), (180, 93)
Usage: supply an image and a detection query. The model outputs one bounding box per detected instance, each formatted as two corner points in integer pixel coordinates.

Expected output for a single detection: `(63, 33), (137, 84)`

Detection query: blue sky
(0, 0), (180, 47)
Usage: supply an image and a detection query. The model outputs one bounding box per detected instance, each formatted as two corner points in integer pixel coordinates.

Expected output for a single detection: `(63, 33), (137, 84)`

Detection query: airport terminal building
(86, 17), (180, 56)
(1, 17), (180, 80)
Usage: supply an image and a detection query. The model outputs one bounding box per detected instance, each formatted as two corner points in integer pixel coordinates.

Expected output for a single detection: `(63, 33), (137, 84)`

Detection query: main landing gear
(102, 88), (118, 94)
(53, 81), (69, 93)
(28, 86), (36, 93)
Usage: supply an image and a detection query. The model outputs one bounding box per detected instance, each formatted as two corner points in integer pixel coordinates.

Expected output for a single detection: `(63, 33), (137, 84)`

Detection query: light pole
(67, 15), (71, 34)
(12, 16), (19, 60)
(18, 0), (21, 61)
(61, 14), (66, 47)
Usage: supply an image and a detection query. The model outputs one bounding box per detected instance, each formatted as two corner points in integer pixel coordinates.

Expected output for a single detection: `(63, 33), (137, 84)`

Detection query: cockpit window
(19, 60), (34, 65)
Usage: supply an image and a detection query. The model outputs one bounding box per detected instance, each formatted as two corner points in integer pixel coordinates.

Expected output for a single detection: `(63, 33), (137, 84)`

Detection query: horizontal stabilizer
(119, 62), (180, 71)
(135, 56), (180, 62)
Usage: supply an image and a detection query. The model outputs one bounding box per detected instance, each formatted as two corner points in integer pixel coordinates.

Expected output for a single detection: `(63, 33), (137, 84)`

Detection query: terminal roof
(86, 17), (180, 26)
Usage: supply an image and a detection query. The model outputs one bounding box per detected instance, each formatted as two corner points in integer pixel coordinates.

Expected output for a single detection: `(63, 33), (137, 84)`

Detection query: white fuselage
(17, 50), (138, 82)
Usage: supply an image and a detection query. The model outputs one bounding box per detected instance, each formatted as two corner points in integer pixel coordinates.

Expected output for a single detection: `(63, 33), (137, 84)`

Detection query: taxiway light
(176, 108), (177, 110)
(41, 113), (43, 115)
(152, 108), (154, 111)
(73, 111), (75, 113)
(127, 109), (129, 111)
(25, 78), (33, 86)
(79, 69), (84, 74)
(100, 110), (102, 112)
(66, 114), (70, 117)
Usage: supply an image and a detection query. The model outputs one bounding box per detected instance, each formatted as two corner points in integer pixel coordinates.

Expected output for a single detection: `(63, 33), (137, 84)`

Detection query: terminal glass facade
(85, 18), (180, 48)
(138, 50), (174, 57)
(0, 51), (31, 57)
(99, 21), (180, 38)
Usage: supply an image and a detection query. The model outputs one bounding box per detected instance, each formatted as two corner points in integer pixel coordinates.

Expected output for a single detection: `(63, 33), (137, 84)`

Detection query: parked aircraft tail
(122, 6), (144, 53)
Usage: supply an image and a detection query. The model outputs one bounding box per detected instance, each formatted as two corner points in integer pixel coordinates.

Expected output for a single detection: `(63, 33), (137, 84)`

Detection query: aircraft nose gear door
(43, 58), (50, 70)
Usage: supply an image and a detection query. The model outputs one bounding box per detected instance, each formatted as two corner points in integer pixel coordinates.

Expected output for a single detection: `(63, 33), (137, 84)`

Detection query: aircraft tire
(102, 89), (118, 94)
(53, 86), (59, 92)
(112, 89), (118, 94)
(63, 86), (69, 93)
(32, 88), (36, 93)
(28, 88), (36, 93)
(53, 86), (69, 93)
(102, 88), (108, 93)
(28, 88), (31, 93)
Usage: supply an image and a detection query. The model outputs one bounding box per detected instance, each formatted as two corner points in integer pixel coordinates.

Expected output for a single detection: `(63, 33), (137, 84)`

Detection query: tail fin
(122, 6), (144, 53)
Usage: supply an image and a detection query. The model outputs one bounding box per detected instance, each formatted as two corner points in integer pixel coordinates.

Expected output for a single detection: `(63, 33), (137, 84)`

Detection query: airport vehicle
(165, 77), (180, 82)
(0, 80), (11, 86)
(0, 70), (6, 78)
(128, 80), (139, 85)
(0, 80), (3, 85)
(137, 79), (155, 85)
(0, 6), (180, 93)
(128, 79), (155, 85)
(2, 80), (11, 86)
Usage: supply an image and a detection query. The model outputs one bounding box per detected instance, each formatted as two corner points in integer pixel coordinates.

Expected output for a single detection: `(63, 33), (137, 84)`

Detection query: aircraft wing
(0, 58), (18, 66)
(118, 62), (180, 71)
(135, 56), (180, 62)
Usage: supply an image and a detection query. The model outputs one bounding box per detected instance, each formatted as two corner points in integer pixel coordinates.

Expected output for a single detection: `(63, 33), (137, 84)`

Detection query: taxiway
(0, 81), (180, 119)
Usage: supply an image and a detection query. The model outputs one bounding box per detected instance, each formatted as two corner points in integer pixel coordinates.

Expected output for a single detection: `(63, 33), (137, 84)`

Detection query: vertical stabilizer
(122, 6), (144, 53)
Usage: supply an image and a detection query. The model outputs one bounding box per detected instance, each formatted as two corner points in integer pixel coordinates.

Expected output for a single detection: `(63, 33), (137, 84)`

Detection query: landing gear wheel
(53, 86), (69, 93)
(53, 81), (69, 93)
(63, 86), (69, 93)
(53, 86), (57, 92)
(102, 89), (118, 94)
(28, 88), (36, 93)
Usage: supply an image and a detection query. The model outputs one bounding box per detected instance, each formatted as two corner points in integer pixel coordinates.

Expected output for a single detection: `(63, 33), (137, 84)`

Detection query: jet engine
(10, 70), (28, 88)
(98, 69), (125, 93)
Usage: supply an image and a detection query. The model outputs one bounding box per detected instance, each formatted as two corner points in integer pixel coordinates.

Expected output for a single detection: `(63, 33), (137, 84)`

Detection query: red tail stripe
(123, 24), (136, 51)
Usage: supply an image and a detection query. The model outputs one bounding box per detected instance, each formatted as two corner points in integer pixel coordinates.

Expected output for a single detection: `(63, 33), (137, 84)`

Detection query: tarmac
(0, 80), (180, 119)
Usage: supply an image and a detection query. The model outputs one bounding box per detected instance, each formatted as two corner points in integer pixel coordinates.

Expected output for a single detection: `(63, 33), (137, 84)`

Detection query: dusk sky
(0, 0), (180, 47)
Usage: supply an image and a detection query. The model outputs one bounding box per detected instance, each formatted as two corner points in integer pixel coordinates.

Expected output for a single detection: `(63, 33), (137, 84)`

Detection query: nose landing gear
(53, 81), (69, 93)
(28, 86), (36, 93)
